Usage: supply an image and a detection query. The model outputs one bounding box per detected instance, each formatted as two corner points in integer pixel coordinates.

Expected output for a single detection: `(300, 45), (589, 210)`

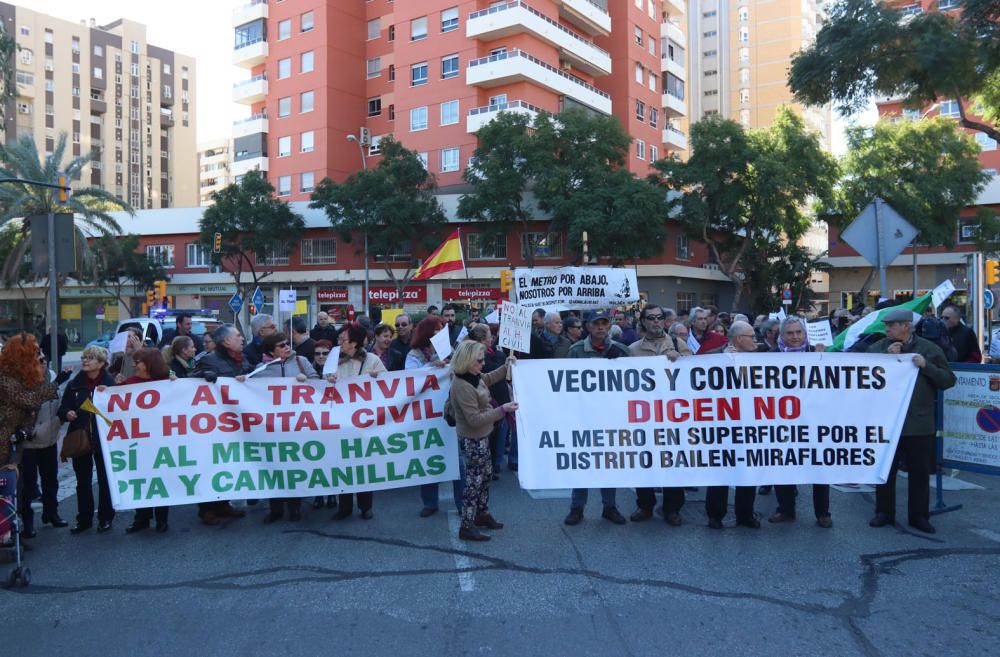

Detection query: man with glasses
(243, 313), (277, 367)
(310, 311), (339, 345)
(563, 316), (584, 345)
(628, 305), (692, 524)
(704, 321), (761, 529)
(387, 313), (413, 371)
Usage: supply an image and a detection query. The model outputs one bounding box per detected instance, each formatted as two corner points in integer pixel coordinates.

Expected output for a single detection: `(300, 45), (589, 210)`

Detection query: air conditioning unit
(359, 127), (371, 146)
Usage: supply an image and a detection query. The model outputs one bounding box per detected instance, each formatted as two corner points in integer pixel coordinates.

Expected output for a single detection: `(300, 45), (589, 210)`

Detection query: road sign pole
(874, 198), (888, 300)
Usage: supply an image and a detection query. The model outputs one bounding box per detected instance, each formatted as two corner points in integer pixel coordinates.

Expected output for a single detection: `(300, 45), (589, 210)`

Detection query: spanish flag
(412, 229), (465, 280)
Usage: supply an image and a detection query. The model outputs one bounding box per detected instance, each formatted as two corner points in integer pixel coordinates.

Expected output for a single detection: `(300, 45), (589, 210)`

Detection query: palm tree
(0, 131), (131, 285)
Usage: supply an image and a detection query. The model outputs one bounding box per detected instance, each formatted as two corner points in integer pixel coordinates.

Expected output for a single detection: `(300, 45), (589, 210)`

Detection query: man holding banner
(565, 310), (630, 526)
(867, 307), (956, 534)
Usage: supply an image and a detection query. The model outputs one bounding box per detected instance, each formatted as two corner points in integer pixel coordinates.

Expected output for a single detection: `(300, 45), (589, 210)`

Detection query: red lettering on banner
(163, 414), (187, 436)
(627, 400), (650, 423)
(268, 385), (285, 405)
(106, 420), (129, 440)
(665, 398), (741, 422)
(753, 396), (801, 420)
(420, 375), (440, 393)
(348, 381), (372, 402)
(291, 386), (315, 404)
(320, 386), (344, 404)
(220, 385), (239, 405)
(376, 378), (400, 399)
(192, 413), (215, 433)
(191, 386), (216, 406)
(218, 412), (240, 432)
(351, 399), (442, 428)
(108, 393), (132, 412)
(242, 413), (264, 432)
(136, 390), (159, 410)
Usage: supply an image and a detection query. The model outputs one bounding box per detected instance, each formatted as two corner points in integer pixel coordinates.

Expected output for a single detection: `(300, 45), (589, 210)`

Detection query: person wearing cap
(628, 304), (692, 525)
(564, 310), (630, 526)
(867, 307), (956, 533)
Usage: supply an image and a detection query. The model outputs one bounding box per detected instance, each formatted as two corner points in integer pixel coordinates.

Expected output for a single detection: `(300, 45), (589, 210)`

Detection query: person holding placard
(565, 310), (630, 527)
(448, 340), (518, 541)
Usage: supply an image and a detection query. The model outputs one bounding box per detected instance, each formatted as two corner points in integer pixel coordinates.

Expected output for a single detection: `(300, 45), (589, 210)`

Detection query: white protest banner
(513, 353), (919, 488)
(498, 301), (532, 353)
(512, 267), (639, 311)
(93, 370), (458, 509)
(940, 366), (1000, 473)
(321, 346), (341, 379)
(108, 331), (129, 355)
(278, 289), (297, 312)
(931, 279), (956, 310)
(806, 319), (834, 347)
(430, 327), (453, 360)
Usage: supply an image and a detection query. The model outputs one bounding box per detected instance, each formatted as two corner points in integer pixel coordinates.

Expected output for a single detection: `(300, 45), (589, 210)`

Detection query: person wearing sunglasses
(387, 314), (413, 371)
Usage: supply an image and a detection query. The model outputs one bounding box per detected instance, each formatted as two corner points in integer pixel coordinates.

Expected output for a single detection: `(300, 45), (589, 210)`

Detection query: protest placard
(806, 319), (834, 347)
(512, 353), (919, 488)
(93, 370), (458, 509)
(498, 301), (531, 353)
(511, 267), (639, 311)
(430, 327), (453, 360)
(940, 365), (1000, 474)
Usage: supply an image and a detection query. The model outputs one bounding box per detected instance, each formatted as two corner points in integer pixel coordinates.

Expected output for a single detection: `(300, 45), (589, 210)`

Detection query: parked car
(86, 329), (116, 349)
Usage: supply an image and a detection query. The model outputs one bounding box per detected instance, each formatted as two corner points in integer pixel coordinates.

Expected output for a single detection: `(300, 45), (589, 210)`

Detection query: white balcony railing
(232, 0), (267, 28)
(233, 74), (268, 104)
(233, 39), (267, 68)
(231, 156), (268, 177)
(467, 49), (612, 114)
(233, 113), (268, 139)
(663, 126), (687, 150)
(467, 100), (546, 133)
(661, 55), (685, 81)
(663, 90), (686, 117)
(467, 1), (611, 77)
(554, 0), (611, 36)
(662, 20), (685, 48)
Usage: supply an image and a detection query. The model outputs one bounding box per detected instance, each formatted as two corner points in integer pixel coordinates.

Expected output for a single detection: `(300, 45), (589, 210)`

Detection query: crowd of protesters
(0, 297), (963, 550)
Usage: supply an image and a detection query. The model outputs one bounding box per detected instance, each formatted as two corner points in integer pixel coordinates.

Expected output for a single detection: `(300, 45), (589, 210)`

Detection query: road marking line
(971, 528), (1000, 543)
(447, 510), (476, 593)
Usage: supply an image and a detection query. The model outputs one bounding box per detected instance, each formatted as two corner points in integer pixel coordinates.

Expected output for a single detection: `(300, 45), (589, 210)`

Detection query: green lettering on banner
(259, 469), (284, 491)
(179, 473), (201, 495)
(234, 470), (256, 491)
(110, 450), (127, 472)
(405, 458), (426, 478)
(309, 469), (330, 488)
(342, 438), (362, 459)
(214, 442), (239, 464)
(147, 477), (168, 499)
(287, 470), (308, 489)
(331, 467), (353, 486)
(425, 428), (444, 449)
(153, 447), (177, 469)
(213, 471), (233, 492)
(426, 455), (446, 476)
(366, 436), (387, 457)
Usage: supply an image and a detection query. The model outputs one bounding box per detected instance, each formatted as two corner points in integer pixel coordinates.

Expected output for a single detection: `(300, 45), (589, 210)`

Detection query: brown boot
(474, 513), (504, 529)
(459, 525), (490, 541)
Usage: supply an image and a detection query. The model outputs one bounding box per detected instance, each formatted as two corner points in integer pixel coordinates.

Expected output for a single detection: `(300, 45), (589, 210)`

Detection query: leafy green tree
(310, 137), (446, 300)
(0, 132), (129, 285)
(82, 234), (169, 317)
(837, 118), (989, 249)
(655, 109), (838, 310)
(742, 241), (830, 316)
(789, 0), (1000, 142)
(0, 23), (15, 122)
(199, 168), (305, 318)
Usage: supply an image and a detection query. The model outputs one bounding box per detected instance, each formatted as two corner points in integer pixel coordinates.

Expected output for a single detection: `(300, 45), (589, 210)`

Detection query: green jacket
(568, 336), (629, 359)
(868, 335), (956, 436)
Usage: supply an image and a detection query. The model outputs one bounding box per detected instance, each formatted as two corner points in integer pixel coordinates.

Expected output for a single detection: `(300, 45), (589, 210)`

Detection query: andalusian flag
(412, 229), (465, 280)
(829, 293), (933, 351)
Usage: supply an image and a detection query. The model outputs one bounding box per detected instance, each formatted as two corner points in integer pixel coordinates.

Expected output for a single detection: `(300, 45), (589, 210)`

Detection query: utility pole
(346, 131), (370, 316)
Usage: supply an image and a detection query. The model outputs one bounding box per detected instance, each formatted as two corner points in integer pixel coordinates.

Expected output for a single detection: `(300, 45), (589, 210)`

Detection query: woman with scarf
(0, 334), (59, 546)
(332, 323), (386, 520)
(404, 316), (457, 517)
(448, 340), (519, 541)
(59, 345), (117, 534)
(166, 335), (196, 379)
(121, 348), (173, 533)
(465, 324), (511, 479)
(767, 316), (833, 528)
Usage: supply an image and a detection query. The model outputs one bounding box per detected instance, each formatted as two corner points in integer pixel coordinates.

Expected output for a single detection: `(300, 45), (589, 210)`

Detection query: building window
(976, 132), (998, 152)
(301, 51), (314, 73)
(388, 25), (395, 42)
(440, 99), (459, 126)
(301, 171), (315, 193)
(129, 39), (138, 54)
(649, 70), (656, 91)
(740, 89), (750, 104)
(467, 233), (507, 260)
(301, 10), (314, 32)
(367, 18), (381, 40)
(648, 36), (656, 57)
(739, 48), (750, 63)
(705, 70), (718, 77)
(278, 136), (291, 157)
(634, 26), (643, 46)
(650, 108), (658, 128)
(740, 109), (751, 126)
(704, 50), (717, 57)
(277, 175), (291, 196)
(739, 27), (749, 43)
(278, 19), (291, 40)
(301, 131), (314, 152)
(650, 145), (659, 162)
(740, 68), (751, 84)
(410, 106), (428, 131)
(368, 97), (382, 117)
(521, 232), (563, 259)
(636, 100), (646, 121)
(367, 57), (381, 79)
(441, 54), (459, 79)
(301, 238), (337, 265)
(636, 139), (646, 160)
(388, 104), (395, 121)
(739, 7), (749, 21)
(417, 152), (429, 169)
(186, 243), (210, 268)
(278, 58), (291, 79)
(369, 135), (384, 156)
(301, 91), (314, 113)
(146, 244), (175, 268)
(635, 62), (643, 83)
(441, 147), (459, 172)
(258, 244), (290, 266)
(411, 62), (428, 86)
(940, 100), (960, 117)
(703, 30), (717, 38)
(676, 235), (691, 260)
(411, 16), (428, 41)
(278, 97), (291, 117)
(703, 10), (717, 17)
(441, 7), (459, 33)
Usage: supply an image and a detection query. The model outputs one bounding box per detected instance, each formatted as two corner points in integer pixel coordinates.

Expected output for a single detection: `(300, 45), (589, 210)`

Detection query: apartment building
(660, 0), (689, 155)
(231, 0), (690, 201)
(197, 138), (233, 206)
(686, 0), (830, 147)
(2, 2), (198, 208)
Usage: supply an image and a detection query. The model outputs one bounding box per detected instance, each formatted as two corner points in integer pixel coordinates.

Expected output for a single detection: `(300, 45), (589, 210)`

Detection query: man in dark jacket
(387, 313), (413, 371)
(565, 310), (629, 527)
(291, 317), (316, 363)
(529, 312), (573, 359)
(868, 307), (956, 533)
(310, 311), (339, 345)
(243, 313), (277, 367)
(940, 305), (981, 363)
(159, 313), (204, 353)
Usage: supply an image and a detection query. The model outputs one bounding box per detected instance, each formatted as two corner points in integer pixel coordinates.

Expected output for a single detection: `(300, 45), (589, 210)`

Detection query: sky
(25, 0), (245, 145)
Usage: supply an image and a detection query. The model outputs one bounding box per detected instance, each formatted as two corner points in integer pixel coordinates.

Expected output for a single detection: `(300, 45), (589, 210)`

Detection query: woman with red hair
(0, 334), (59, 546)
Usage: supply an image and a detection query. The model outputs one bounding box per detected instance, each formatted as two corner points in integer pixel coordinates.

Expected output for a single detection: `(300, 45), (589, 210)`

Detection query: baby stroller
(1, 430), (30, 587)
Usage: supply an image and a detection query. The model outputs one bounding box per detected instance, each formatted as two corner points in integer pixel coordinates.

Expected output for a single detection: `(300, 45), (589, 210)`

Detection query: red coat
(694, 330), (729, 355)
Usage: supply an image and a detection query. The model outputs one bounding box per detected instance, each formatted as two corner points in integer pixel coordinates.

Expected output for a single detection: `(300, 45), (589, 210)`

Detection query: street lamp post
(346, 133), (370, 316)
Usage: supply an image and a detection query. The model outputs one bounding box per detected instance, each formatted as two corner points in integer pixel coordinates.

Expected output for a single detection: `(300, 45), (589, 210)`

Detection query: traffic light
(248, 303), (257, 316)
(145, 288), (155, 306)
(154, 280), (167, 302)
(987, 260), (1000, 286)
(55, 173), (71, 205)
(500, 270), (514, 293)
(213, 232), (222, 253)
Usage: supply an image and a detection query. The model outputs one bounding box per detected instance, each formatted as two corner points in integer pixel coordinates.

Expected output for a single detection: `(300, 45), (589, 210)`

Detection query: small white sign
(278, 289), (297, 312)
(108, 331), (129, 355)
(931, 279), (956, 310)
(322, 346), (341, 378)
(430, 327), (454, 361)
(768, 309), (787, 322)
(499, 301), (532, 353)
(806, 319), (834, 347)
(455, 326), (469, 344)
(484, 309), (500, 325)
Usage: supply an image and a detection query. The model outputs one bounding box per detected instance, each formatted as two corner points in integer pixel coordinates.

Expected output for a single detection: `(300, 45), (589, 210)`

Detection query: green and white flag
(830, 294), (933, 352)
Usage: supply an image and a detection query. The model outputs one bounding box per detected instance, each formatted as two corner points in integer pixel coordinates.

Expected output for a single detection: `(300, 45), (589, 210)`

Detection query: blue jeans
(420, 455), (466, 511)
(570, 488), (616, 510)
(493, 417), (511, 470)
(507, 416), (518, 466)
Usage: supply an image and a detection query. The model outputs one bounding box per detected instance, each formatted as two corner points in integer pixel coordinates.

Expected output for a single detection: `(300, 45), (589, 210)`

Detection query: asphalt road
(4, 469), (999, 657)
